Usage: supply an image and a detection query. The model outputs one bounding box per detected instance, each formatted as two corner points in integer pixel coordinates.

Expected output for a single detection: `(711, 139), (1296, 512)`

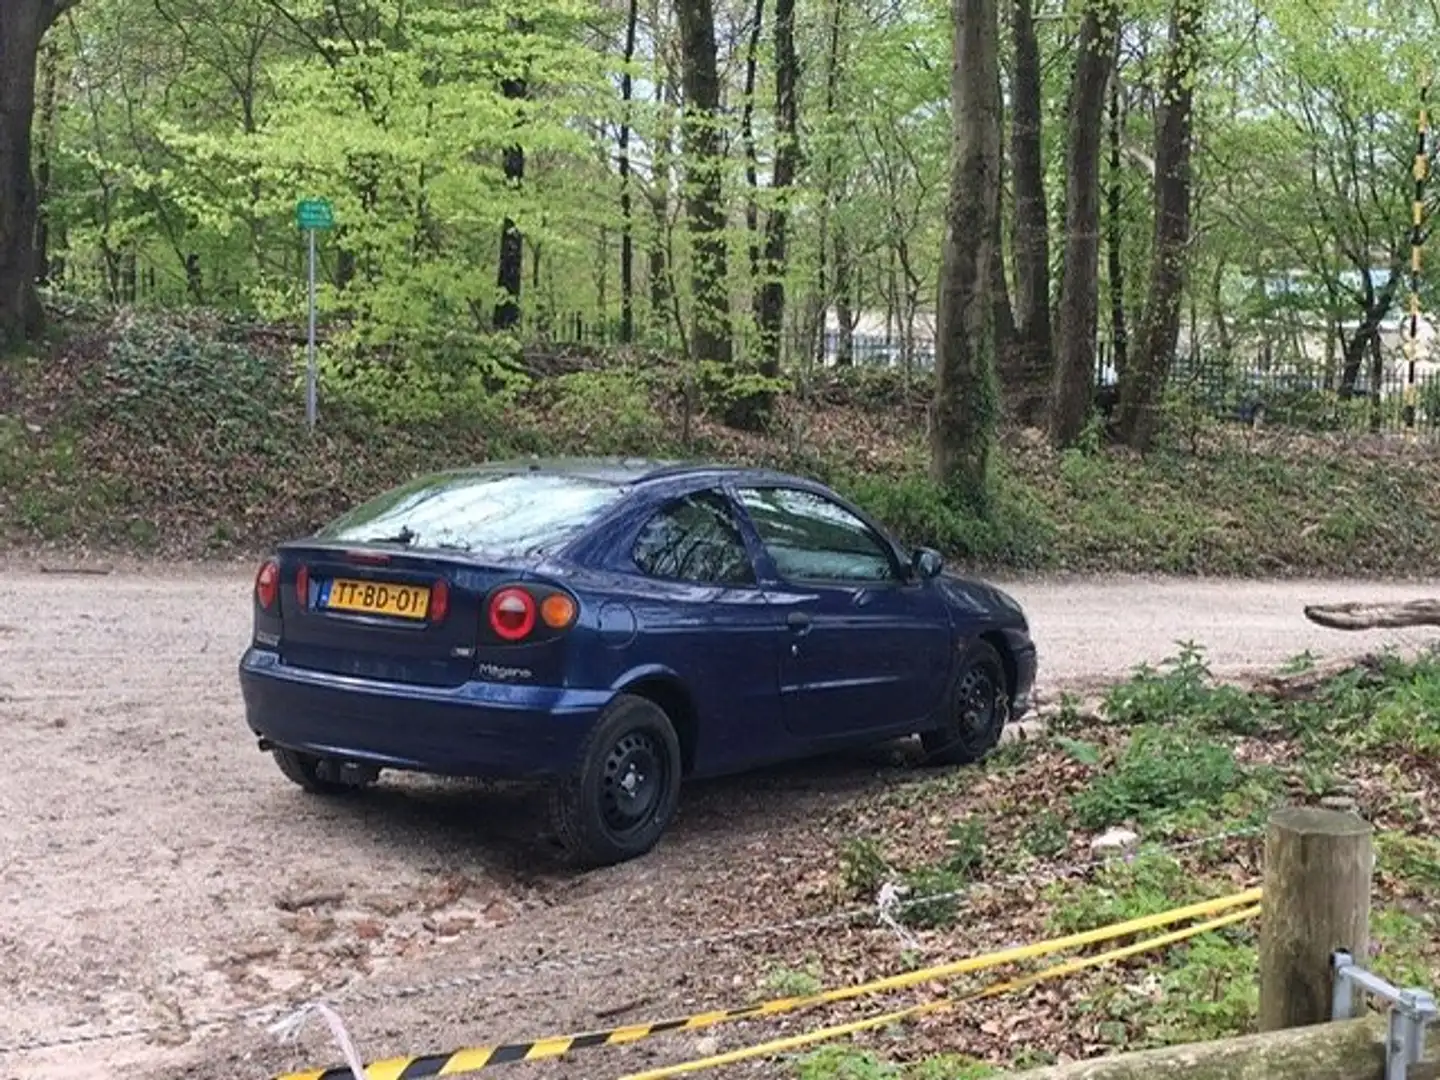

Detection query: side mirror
(912, 547), (944, 580)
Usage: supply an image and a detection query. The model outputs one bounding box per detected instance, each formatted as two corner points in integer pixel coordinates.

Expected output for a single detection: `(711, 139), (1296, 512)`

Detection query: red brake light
(295, 564), (310, 608)
(430, 578), (451, 623)
(488, 587), (536, 641)
(255, 559), (279, 611)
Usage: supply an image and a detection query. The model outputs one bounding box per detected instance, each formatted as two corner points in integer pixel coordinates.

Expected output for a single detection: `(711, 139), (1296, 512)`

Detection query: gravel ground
(2, 564), (1437, 1080)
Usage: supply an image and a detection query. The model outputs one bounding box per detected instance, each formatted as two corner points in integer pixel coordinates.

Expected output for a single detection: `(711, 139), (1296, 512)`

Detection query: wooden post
(1259, 805), (1373, 1032)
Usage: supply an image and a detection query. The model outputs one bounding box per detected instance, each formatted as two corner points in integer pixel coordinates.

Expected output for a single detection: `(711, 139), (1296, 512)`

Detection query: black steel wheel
(550, 694), (682, 868)
(920, 640), (1010, 767)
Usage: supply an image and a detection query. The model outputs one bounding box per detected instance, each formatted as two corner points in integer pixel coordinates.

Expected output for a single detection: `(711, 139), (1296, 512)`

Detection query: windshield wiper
(363, 525), (416, 545)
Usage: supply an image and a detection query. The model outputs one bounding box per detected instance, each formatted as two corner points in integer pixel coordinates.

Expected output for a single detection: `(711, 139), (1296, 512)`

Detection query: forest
(0, 0), (1438, 558)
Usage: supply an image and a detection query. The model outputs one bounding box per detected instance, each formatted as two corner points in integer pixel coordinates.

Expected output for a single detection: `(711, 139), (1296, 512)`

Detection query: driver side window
(735, 486), (899, 584)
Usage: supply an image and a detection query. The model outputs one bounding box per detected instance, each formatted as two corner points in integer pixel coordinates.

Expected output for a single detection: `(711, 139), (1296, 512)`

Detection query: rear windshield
(316, 470), (626, 555)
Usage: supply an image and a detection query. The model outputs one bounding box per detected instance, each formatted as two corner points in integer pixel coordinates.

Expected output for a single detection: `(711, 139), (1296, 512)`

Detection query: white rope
(269, 1001), (369, 1079)
(875, 880), (923, 952)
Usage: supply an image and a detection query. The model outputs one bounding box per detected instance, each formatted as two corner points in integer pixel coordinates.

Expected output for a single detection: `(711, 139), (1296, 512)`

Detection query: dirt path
(1, 568), (1435, 1080)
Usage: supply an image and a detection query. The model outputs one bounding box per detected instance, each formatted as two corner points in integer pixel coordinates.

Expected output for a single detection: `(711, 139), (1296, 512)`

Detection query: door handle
(787, 610), (812, 635)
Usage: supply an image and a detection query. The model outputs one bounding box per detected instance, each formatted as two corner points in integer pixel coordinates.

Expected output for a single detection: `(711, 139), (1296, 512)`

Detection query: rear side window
(317, 470), (626, 555)
(736, 486), (899, 583)
(633, 492), (756, 586)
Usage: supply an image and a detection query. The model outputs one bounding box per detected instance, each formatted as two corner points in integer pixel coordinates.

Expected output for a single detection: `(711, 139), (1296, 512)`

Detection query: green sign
(295, 198), (334, 231)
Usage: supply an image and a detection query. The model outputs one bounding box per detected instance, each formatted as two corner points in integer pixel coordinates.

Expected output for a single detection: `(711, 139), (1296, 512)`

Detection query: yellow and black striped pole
(1405, 73), (1430, 430)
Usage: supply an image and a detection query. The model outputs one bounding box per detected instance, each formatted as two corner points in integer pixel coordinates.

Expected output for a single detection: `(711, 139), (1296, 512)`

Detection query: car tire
(549, 694), (683, 868)
(920, 640), (1010, 767)
(271, 747), (358, 796)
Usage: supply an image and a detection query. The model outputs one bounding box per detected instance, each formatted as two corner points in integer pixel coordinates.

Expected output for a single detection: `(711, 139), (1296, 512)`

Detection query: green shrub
(836, 469), (1053, 567)
(1148, 934), (1260, 1043)
(897, 866), (966, 929)
(548, 367), (671, 454)
(1021, 811), (1070, 859)
(1104, 644), (1273, 735)
(1070, 725), (1243, 830)
(839, 837), (890, 898)
(794, 1047), (900, 1080)
(1046, 852), (1200, 934)
(944, 818), (987, 876)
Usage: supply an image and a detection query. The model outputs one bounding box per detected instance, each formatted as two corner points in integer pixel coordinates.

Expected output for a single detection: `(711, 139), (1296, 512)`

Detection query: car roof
(441, 457), (807, 488)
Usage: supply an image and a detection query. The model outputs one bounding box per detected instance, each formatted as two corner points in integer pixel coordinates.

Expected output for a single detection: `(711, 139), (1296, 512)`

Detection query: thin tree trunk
(741, 0), (765, 296)
(33, 39), (58, 287)
(675, 0), (733, 372)
(992, 63), (1017, 374)
(493, 57), (527, 331)
(755, 0), (798, 372)
(1106, 72), (1128, 379)
(835, 230), (854, 366)
(1115, 0), (1202, 450)
(811, 0), (845, 366)
(1006, 0), (1052, 426)
(930, 0), (1001, 498)
(648, 52), (674, 330)
(1048, 0), (1120, 446)
(618, 0), (640, 343)
(491, 18), (531, 331)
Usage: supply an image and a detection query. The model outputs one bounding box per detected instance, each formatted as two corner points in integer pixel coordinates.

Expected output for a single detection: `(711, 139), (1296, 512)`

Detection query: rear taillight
(255, 558), (279, 611)
(540, 593), (577, 630)
(488, 587), (537, 641)
(295, 564), (310, 608)
(430, 578), (451, 623)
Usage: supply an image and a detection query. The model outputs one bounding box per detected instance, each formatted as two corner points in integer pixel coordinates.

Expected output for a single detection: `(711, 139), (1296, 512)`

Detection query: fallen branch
(1246, 654), (1385, 701)
(1304, 600), (1440, 631)
(1007, 1013), (1437, 1080)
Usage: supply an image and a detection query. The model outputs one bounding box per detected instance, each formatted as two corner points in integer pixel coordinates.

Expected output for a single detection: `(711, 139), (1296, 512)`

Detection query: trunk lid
(273, 542), (556, 688)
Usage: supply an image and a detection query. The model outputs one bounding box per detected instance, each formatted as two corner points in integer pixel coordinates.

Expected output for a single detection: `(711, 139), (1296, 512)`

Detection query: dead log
(1005, 1013), (1437, 1080)
(1246, 654), (1384, 701)
(1303, 600), (1440, 631)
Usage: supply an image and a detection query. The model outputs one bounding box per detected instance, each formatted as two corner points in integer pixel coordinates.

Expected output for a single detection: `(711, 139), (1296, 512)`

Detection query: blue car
(239, 459), (1037, 866)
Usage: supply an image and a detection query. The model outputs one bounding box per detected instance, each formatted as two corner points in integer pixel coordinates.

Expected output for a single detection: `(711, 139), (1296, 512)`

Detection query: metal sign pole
(306, 226), (317, 432)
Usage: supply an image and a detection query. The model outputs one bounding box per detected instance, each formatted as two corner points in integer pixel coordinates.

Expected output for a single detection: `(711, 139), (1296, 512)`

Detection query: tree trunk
(834, 229), (854, 366)
(676, 0), (733, 377)
(1114, 0), (1201, 450)
(33, 38), (58, 288)
(810, 0), (846, 367)
(618, 0), (639, 343)
(493, 63), (527, 332)
(1338, 271), (1398, 398)
(0, 0), (60, 348)
(929, 0), (1000, 500)
(741, 0), (765, 295)
(992, 63), (1017, 371)
(755, 0), (798, 371)
(1105, 72), (1128, 379)
(1048, 0), (1120, 447)
(1006, 0), (1052, 427)
(648, 48), (674, 332)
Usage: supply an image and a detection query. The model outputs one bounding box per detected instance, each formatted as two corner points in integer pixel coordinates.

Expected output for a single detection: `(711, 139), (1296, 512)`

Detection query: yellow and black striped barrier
(618, 901), (1263, 1080)
(274, 886), (1262, 1080)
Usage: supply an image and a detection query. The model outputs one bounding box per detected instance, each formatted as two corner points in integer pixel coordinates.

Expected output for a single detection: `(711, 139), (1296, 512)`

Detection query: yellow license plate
(321, 578), (430, 620)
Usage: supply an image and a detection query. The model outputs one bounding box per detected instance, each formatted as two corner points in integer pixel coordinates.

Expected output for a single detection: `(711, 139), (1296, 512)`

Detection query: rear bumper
(238, 648), (609, 780)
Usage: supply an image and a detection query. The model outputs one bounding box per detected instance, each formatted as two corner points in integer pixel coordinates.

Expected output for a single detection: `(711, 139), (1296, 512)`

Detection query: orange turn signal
(540, 593), (577, 629)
